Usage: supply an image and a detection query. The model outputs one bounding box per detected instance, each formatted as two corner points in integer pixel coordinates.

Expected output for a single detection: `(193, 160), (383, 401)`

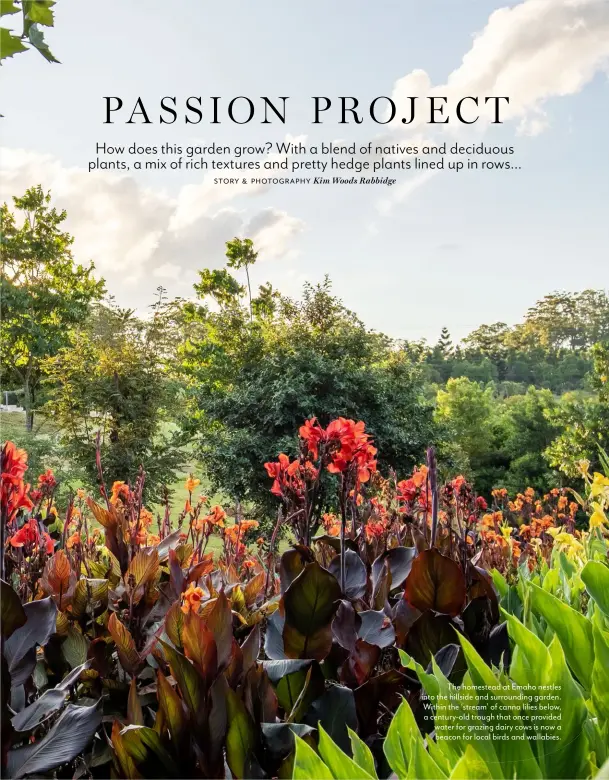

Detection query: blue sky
(1, 0), (608, 342)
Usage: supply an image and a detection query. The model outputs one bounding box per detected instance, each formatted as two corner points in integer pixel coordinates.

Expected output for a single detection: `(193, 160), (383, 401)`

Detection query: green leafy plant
(0, 0), (58, 65)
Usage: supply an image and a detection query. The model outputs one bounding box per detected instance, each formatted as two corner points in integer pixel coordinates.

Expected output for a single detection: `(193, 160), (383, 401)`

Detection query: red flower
(264, 453), (311, 499)
(10, 518), (40, 547)
(397, 478), (417, 503)
(299, 418), (325, 460)
(476, 496), (488, 511)
(43, 532), (54, 554)
(1, 441), (34, 524)
(38, 469), (57, 491)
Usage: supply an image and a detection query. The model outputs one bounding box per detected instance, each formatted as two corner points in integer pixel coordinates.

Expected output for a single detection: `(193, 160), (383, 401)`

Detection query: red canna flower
(1, 441), (34, 524)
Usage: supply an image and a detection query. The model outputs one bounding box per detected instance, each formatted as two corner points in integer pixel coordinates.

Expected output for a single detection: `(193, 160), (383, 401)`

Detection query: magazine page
(1, 1), (608, 778)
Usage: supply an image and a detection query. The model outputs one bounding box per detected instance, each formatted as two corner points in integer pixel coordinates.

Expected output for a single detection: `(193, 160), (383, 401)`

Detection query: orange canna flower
(181, 582), (205, 614)
(185, 475), (201, 494)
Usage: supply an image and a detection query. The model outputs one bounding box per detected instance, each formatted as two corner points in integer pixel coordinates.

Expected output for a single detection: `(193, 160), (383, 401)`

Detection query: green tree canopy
(0, 186), (105, 429)
(43, 301), (183, 500)
(178, 263), (437, 513)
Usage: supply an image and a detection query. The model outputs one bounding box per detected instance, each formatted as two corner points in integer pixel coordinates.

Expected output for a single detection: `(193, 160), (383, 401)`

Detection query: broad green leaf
(348, 727), (378, 779)
(108, 613), (141, 675)
(383, 698), (420, 778)
(128, 678), (144, 726)
(181, 609), (217, 683)
(458, 633), (542, 779)
(293, 734), (333, 780)
(118, 724), (178, 777)
(0, 2), (20, 16)
(164, 601), (185, 650)
(159, 640), (205, 721)
(225, 688), (255, 780)
(582, 560), (609, 617)
(0, 26), (28, 60)
(156, 670), (188, 755)
(449, 745), (493, 779)
(541, 635), (589, 779)
(71, 578), (108, 618)
(592, 625), (609, 724)
(529, 582), (594, 689)
(409, 732), (447, 779)
(489, 569), (508, 599)
(26, 22), (58, 62)
(62, 625), (88, 669)
(25, 0), (55, 26)
(429, 658), (500, 776)
(318, 724), (374, 779)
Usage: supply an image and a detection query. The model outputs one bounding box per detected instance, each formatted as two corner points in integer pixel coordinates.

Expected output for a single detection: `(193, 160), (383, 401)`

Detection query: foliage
(0, 0), (58, 66)
(1, 426), (608, 778)
(544, 342), (609, 477)
(0, 186), (105, 430)
(425, 290), (609, 393)
(179, 264), (437, 516)
(43, 301), (183, 501)
(434, 379), (560, 495)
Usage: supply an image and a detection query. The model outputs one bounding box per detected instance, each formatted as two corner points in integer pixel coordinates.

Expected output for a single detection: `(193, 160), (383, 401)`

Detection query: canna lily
(589, 502), (608, 530)
(184, 475), (201, 494)
(181, 582), (205, 614)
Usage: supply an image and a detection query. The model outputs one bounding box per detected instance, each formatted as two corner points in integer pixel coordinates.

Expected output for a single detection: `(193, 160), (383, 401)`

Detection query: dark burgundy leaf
(357, 610), (396, 648)
(372, 547), (416, 590)
(332, 600), (361, 652)
(329, 550), (367, 600)
(404, 549), (466, 616)
(404, 611), (460, 666)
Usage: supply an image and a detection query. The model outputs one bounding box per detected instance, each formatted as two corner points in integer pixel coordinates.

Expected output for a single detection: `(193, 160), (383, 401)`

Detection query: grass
(2, 410), (291, 555)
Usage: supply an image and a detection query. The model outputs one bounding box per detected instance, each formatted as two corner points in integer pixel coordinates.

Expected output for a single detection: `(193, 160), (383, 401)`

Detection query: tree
(178, 265), (437, 513)
(434, 378), (498, 484)
(499, 387), (559, 493)
(43, 302), (183, 501)
(544, 342), (609, 478)
(0, 0), (59, 66)
(436, 327), (453, 357)
(0, 186), (105, 430)
(225, 237), (258, 321)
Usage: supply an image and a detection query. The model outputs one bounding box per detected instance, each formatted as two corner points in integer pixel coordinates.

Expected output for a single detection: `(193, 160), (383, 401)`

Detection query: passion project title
(102, 95), (510, 125)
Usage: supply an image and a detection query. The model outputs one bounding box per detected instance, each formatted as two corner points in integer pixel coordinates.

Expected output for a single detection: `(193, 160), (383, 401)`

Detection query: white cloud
(390, 0), (609, 132)
(377, 0), (609, 213)
(0, 148), (305, 308)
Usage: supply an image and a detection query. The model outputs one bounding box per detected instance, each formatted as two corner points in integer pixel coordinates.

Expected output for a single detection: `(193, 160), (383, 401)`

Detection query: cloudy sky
(1, 0), (608, 343)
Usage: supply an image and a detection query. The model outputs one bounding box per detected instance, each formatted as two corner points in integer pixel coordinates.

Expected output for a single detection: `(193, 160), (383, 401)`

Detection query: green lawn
(2, 410), (290, 554)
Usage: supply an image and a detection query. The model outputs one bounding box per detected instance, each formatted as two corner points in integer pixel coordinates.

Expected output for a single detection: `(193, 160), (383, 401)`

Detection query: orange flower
(185, 475), (201, 494)
(242, 559), (256, 569)
(364, 521), (386, 542)
(256, 536), (265, 546)
(110, 481), (129, 505)
(66, 531), (81, 549)
(181, 582), (205, 614)
(412, 465), (429, 488)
